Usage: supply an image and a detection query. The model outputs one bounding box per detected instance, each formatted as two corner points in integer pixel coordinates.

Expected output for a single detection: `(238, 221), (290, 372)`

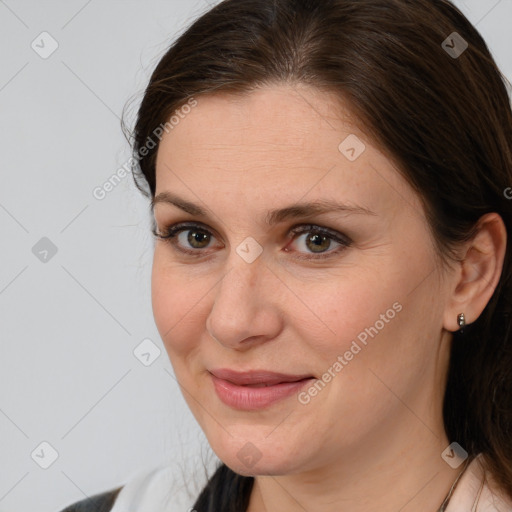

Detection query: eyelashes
(287, 224), (352, 260)
(151, 221), (352, 261)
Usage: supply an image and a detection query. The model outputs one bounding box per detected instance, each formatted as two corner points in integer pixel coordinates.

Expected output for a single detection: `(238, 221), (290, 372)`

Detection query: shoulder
(57, 463), (208, 512)
(446, 454), (512, 512)
(58, 486), (123, 512)
(110, 463), (198, 510)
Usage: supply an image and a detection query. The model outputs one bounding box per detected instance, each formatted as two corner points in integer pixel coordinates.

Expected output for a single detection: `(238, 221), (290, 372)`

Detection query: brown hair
(124, 0), (512, 508)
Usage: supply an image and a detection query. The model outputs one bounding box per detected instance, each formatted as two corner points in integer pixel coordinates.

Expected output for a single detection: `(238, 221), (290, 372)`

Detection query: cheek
(302, 271), (401, 353)
(298, 258), (427, 402)
(304, 265), (439, 421)
(151, 251), (208, 357)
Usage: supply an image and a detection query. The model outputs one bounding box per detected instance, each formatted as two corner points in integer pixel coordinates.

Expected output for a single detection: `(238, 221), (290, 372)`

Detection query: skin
(150, 83), (507, 511)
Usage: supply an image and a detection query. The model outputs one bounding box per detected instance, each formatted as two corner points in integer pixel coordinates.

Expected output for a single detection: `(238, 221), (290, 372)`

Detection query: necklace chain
(252, 456), (477, 512)
(437, 458), (472, 512)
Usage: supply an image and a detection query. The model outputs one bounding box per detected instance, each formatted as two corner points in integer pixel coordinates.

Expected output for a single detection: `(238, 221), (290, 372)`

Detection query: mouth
(208, 368), (315, 386)
(208, 368), (316, 410)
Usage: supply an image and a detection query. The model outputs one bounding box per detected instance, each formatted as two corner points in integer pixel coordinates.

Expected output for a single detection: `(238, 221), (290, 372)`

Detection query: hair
(123, 0), (512, 509)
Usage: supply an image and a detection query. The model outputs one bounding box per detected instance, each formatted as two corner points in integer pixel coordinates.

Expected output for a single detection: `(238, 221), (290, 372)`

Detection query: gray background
(0, 1), (510, 511)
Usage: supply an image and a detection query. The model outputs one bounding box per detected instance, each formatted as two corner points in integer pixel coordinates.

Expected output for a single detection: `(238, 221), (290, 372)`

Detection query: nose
(206, 253), (284, 350)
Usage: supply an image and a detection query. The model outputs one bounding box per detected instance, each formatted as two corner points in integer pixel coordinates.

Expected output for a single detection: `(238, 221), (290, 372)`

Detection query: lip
(209, 369), (315, 410)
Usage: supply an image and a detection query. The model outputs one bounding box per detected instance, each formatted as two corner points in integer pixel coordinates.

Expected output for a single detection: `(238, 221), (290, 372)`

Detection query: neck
(246, 417), (464, 512)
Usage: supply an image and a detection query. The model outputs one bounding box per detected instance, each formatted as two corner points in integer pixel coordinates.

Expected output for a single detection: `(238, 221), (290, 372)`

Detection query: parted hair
(124, 0), (512, 509)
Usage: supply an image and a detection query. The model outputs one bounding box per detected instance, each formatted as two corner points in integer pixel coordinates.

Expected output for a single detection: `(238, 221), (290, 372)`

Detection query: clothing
(445, 454), (512, 511)
(58, 486), (123, 512)
(58, 453), (512, 512)
(57, 464), (194, 512)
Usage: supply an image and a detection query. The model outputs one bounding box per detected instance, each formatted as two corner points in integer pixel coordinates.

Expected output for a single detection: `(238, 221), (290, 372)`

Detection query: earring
(457, 312), (466, 332)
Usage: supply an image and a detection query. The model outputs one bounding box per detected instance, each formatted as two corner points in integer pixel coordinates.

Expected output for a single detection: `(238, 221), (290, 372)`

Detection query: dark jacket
(58, 486), (123, 512)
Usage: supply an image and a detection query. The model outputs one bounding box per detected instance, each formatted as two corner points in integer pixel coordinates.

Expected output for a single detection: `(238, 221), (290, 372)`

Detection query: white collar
(110, 463), (195, 512)
(110, 454), (512, 512)
(445, 454), (512, 512)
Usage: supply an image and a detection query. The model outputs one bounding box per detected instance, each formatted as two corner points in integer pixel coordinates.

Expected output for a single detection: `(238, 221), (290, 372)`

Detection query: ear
(443, 212), (507, 332)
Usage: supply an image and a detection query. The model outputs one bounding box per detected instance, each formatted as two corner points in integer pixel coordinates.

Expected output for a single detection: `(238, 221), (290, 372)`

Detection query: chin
(209, 434), (302, 477)
(223, 455), (296, 477)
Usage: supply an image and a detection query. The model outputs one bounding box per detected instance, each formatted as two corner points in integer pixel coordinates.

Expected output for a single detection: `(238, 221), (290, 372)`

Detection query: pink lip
(209, 369), (315, 410)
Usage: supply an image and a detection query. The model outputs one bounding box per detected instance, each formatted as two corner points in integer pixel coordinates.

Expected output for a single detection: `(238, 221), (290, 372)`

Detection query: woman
(59, 0), (512, 510)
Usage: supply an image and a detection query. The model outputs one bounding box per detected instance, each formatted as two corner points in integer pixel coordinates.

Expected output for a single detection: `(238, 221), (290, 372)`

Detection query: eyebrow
(151, 191), (377, 226)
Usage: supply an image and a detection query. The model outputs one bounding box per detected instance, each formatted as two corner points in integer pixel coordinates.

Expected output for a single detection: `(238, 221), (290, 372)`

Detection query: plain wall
(0, 1), (510, 511)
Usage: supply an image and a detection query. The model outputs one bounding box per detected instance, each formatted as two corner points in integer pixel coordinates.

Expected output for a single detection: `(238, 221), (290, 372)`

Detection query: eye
(152, 222), (352, 260)
(286, 224), (352, 260)
(152, 222), (218, 257)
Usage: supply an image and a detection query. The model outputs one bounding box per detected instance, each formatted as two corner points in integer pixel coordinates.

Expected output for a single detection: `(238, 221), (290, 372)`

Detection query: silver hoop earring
(457, 312), (466, 332)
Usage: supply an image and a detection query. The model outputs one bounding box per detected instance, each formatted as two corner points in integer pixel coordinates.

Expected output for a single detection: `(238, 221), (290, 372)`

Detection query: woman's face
(151, 84), (453, 476)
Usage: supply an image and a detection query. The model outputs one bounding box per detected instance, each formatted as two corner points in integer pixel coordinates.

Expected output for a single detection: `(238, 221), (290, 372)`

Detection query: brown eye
(304, 233), (333, 253)
(287, 225), (351, 260)
(152, 222), (220, 257)
(186, 229), (211, 249)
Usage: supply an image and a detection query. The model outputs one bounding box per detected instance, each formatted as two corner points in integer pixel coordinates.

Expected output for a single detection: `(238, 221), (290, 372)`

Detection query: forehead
(156, 84), (363, 164)
(153, 84), (419, 219)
